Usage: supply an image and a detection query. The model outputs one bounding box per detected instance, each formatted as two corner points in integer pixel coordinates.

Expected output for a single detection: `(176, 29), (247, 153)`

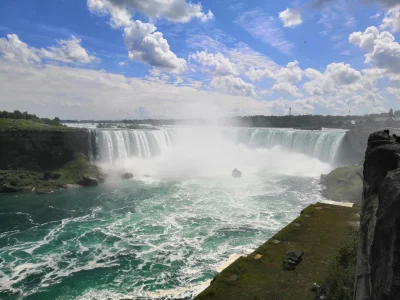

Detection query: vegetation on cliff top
(0, 118), (79, 131)
(97, 123), (158, 130)
(65, 114), (369, 129)
(1, 109), (62, 125)
(195, 203), (359, 300)
(313, 228), (358, 299)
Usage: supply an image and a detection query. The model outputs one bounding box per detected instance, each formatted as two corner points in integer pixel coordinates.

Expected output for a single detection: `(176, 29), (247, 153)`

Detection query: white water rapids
(94, 127), (346, 180)
(0, 126), (349, 300)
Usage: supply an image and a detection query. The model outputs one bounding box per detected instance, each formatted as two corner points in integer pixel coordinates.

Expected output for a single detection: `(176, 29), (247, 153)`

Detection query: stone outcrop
(337, 127), (400, 166)
(0, 129), (102, 194)
(320, 165), (363, 204)
(121, 172), (134, 180)
(354, 130), (400, 300)
(337, 129), (371, 165)
(232, 169), (242, 178)
(78, 176), (99, 187)
(282, 249), (304, 270)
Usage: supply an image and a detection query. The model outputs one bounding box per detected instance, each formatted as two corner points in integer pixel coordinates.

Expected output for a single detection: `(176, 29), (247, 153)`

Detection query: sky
(1, 0), (400, 119)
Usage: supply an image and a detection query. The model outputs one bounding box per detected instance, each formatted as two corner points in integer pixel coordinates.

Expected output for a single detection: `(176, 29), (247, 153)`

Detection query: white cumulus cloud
(189, 51), (237, 76)
(0, 34), (97, 65)
(87, 0), (133, 28)
(272, 82), (302, 96)
(279, 8), (303, 28)
(381, 5), (400, 32)
(0, 60), (279, 119)
(40, 36), (97, 64)
(349, 26), (400, 73)
(303, 63), (361, 95)
(0, 34), (41, 64)
(275, 60), (303, 82)
(211, 75), (256, 97)
(245, 60), (302, 83)
(87, 0), (213, 27)
(124, 20), (187, 73)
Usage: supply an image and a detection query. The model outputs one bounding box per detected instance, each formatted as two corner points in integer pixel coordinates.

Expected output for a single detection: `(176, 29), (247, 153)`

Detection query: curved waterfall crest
(94, 127), (346, 164)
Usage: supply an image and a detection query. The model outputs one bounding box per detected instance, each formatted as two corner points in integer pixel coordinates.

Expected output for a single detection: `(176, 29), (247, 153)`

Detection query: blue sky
(0, 0), (400, 119)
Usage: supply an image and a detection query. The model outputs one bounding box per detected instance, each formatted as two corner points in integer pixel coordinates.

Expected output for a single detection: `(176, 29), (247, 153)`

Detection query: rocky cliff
(337, 127), (400, 166)
(0, 129), (101, 193)
(354, 130), (400, 300)
(0, 129), (96, 171)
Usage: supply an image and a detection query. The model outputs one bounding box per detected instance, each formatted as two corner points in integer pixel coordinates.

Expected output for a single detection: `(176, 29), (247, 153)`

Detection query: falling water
(0, 126), (347, 299)
(95, 127), (346, 164)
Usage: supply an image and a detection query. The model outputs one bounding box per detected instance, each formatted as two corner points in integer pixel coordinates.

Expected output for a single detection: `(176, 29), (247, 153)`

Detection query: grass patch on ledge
(195, 203), (359, 300)
(0, 118), (80, 131)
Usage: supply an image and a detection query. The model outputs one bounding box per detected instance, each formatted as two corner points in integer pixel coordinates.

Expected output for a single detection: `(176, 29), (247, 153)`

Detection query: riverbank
(320, 165), (363, 205)
(195, 202), (359, 300)
(193, 165), (363, 299)
(0, 119), (103, 194)
(0, 152), (102, 194)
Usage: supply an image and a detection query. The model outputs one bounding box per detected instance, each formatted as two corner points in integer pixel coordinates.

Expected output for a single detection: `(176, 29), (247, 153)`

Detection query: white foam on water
(0, 126), (348, 299)
(215, 253), (245, 273)
(320, 200), (354, 207)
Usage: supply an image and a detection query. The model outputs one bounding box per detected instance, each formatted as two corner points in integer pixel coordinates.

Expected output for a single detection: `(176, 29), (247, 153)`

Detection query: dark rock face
(354, 130), (400, 300)
(36, 188), (56, 195)
(232, 169), (242, 178)
(0, 130), (94, 171)
(337, 128), (400, 166)
(44, 172), (61, 180)
(121, 173), (134, 180)
(78, 176), (99, 187)
(283, 249), (304, 270)
(0, 185), (23, 193)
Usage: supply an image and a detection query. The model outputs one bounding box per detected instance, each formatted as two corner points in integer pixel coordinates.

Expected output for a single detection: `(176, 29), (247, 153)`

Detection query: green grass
(312, 228), (358, 300)
(0, 118), (79, 131)
(195, 203), (359, 300)
(322, 166), (363, 204)
(56, 152), (99, 182)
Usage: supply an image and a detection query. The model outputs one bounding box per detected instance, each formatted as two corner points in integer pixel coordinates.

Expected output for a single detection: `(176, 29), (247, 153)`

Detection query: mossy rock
(321, 166), (363, 204)
(0, 152), (100, 194)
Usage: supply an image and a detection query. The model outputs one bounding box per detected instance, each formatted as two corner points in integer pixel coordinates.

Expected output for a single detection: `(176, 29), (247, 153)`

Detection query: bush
(313, 228), (359, 300)
(0, 110), (61, 126)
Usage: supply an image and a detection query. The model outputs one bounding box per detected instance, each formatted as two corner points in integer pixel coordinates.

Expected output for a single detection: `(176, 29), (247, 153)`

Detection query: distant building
(375, 109), (400, 127)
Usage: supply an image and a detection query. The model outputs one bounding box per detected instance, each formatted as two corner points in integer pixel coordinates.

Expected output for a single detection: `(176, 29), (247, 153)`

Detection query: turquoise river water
(0, 127), (346, 299)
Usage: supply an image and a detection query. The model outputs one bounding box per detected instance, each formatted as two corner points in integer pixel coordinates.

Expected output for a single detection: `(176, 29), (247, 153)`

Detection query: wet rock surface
(283, 249), (304, 270)
(78, 176), (99, 187)
(121, 172), (134, 180)
(354, 130), (400, 300)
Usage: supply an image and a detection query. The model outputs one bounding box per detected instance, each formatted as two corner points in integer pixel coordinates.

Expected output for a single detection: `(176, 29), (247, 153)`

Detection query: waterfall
(94, 127), (346, 164)
(230, 128), (346, 163)
(95, 129), (175, 163)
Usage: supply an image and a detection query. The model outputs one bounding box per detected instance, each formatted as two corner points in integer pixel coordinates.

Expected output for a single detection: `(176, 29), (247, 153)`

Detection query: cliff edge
(354, 130), (400, 300)
(0, 119), (101, 194)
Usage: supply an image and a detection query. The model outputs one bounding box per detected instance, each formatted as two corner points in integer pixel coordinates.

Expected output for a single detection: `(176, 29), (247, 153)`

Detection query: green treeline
(227, 115), (368, 129)
(64, 114), (374, 129)
(0, 110), (62, 126)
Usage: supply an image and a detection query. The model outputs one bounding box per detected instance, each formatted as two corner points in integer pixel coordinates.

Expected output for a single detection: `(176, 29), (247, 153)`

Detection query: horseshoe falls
(0, 127), (347, 300)
(95, 127), (346, 165)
